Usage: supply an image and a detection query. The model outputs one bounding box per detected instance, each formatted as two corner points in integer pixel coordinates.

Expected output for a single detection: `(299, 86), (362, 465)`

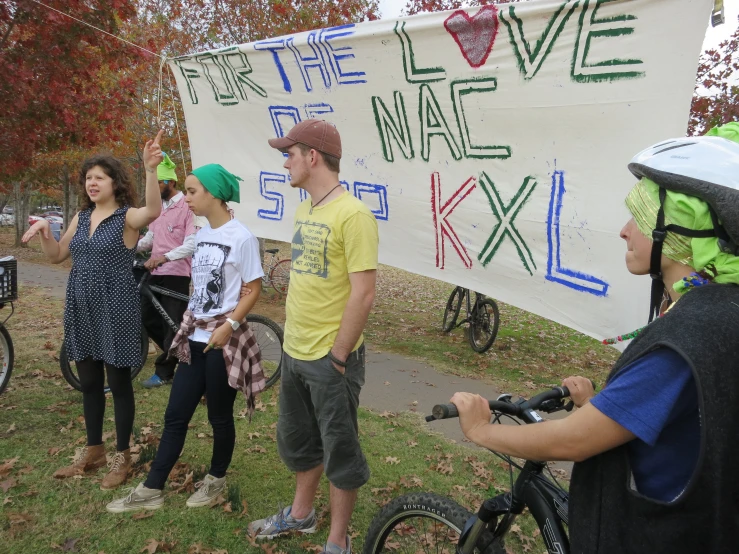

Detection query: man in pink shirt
(137, 153), (198, 388)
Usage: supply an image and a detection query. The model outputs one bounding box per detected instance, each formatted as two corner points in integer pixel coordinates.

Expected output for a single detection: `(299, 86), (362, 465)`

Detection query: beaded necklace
(602, 272), (711, 345)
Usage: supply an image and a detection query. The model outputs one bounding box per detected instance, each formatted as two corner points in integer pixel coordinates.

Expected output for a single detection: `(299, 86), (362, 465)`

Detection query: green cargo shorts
(276, 344), (370, 490)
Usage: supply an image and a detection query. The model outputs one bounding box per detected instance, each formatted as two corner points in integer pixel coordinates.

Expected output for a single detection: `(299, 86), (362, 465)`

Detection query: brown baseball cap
(268, 119), (342, 159)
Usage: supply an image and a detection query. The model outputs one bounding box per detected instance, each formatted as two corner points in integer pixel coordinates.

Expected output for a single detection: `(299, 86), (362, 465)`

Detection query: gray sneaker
(248, 506), (317, 539)
(106, 483), (164, 513)
(186, 474), (226, 508)
(322, 538), (351, 554)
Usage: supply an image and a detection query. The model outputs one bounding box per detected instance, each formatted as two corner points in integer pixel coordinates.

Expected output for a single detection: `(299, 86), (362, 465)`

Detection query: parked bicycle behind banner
(442, 287), (500, 353)
(262, 247), (291, 296)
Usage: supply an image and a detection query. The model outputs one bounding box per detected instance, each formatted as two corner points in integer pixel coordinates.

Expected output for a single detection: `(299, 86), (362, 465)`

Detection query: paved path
(17, 261), (572, 473)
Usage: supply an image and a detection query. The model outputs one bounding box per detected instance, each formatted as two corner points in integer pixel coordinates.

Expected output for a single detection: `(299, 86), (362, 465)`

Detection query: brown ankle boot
(53, 444), (106, 479)
(100, 449), (131, 490)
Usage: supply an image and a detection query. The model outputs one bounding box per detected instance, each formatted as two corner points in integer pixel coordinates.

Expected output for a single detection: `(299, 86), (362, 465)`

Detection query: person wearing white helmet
(451, 122), (739, 553)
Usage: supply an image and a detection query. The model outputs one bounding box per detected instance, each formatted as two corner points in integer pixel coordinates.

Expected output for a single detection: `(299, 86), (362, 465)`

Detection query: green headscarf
(157, 152), (178, 182)
(191, 163), (242, 203)
(705, 121), (739, 142)
(625, 122), (739, 295)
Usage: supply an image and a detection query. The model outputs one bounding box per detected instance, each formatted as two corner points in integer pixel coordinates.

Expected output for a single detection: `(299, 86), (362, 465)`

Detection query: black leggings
(76, 358), (135, 452)
(145, 340), (238, 490)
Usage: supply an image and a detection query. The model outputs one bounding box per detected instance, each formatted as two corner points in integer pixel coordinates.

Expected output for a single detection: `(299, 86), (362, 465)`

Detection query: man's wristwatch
(328, 350), (347, 367)
(226, 317), (240, 331)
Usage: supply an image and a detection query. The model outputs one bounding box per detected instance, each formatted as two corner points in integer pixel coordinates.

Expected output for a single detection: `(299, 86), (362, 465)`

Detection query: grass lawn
(1, 230), (622, 553)
(0, 286), (555, 554)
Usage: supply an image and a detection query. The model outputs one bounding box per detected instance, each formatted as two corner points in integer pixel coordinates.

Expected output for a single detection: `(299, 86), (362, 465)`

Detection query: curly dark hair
(78, 155), (138, 210)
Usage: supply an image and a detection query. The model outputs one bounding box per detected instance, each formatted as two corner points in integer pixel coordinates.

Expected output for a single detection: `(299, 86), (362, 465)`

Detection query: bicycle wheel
(268, 259), (291, 296)
(0, 324), (14, 395)
(442, 287), (464, 332)
(246, 314), (283, 390)
(362, 492), (502, 554)
(60, 329), (150, 392)
(468, 299), (500, 353)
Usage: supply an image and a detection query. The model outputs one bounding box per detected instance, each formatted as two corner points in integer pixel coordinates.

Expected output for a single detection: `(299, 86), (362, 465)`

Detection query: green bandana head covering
(191, 164), (242, 203)
(705, 121), (739, 143)
(157, 152), (178, 182)
(625, 179), (739, 295)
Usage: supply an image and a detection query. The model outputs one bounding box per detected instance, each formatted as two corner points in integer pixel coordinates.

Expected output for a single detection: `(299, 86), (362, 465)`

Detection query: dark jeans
(145, 340), (238, 490)
(141, 274), (190, 380)
(76, 358), (134, 452)
(277, 344), (369, 490)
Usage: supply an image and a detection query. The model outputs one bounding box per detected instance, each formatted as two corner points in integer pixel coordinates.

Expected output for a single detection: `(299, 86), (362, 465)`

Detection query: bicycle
(363, 386), (578, 554)
(262, 248), (291, 296)
(442, 287), (500, 353)
(60, 261), (284, 392)
(0, 257), (17, 395)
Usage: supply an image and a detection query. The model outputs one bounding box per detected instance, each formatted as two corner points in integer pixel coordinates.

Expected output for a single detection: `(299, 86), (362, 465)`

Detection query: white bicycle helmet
(627, 135), (739, 321)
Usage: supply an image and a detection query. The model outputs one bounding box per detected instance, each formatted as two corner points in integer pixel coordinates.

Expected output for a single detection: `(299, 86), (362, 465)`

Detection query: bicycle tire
(0, 324), (14, 395)
(442, 287), (464, 332)
(468, 299), (500, 353)
(246, 314), (283, 390)
(268, 259), (291, 296)
(362, 492), (503, 554)
(60, 329), (150, 392)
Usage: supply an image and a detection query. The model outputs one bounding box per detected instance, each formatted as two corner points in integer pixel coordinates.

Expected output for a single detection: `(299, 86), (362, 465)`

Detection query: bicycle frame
(459, 460), (569, 554)
(453, 289), (484, 329)
(137, 271), (189, 334)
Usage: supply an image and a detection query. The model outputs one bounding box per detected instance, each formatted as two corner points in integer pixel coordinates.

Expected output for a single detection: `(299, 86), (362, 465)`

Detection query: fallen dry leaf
(384, 456), (400, 465)
(3, 496), (12, 505)
(62, 537), (80, 552)
(0, 457), (19, 477)
(132, 511), (155, 520)
(1, 477), (17, 493)
(6, 423), (16, 433)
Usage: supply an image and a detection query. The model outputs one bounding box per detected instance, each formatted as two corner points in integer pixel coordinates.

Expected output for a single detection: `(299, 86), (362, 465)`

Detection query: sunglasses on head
(159, 180), (174, 186)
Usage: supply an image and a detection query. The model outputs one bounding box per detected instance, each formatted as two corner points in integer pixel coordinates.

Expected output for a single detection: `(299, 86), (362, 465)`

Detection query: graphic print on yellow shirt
(285, 192), (379, 361)
(292, 221), (330, 278)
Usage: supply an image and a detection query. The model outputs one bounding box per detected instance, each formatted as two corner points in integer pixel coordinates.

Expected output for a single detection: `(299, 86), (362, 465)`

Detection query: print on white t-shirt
(191, 242), (231, 315)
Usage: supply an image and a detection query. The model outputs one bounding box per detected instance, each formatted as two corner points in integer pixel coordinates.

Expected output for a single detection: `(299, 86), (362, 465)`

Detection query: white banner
(171, 0), (712, 340)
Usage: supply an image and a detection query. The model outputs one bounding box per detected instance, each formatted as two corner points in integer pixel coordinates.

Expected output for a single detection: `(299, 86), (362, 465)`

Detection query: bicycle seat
(265, 248), (279, 254)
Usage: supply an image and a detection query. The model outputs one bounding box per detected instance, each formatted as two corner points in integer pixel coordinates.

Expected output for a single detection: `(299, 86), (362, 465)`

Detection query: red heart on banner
(444, 5), (499, 68)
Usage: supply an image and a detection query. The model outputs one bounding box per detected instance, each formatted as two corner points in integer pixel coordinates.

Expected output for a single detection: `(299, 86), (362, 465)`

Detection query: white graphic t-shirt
(188, 219), (264, 343)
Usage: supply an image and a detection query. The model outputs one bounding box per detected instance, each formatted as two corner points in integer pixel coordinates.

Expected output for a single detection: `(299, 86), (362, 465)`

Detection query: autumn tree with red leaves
(0, 0), (140, 243)
(689, 15), (739, 136)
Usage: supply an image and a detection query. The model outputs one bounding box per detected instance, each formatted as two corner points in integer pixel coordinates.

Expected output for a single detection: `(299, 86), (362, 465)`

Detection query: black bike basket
(0, 258), (18, 302)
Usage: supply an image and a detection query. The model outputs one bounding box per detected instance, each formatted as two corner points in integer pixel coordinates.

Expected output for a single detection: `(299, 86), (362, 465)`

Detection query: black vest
(569, 284), (739, 553)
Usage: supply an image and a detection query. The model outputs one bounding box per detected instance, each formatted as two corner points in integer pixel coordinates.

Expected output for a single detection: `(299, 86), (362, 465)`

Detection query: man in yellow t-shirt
(248, 120), (378, 554)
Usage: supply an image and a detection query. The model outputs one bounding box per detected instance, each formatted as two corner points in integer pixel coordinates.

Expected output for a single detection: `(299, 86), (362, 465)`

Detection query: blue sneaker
(141, 375), (170, 389)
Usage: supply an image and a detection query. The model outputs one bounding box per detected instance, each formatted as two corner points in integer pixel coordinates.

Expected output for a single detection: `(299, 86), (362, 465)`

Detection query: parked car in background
(0, 214), (14, 226)
(28, 215), (45, 226)
(2, 206), (14, 215)
(41, 211), (63, 218)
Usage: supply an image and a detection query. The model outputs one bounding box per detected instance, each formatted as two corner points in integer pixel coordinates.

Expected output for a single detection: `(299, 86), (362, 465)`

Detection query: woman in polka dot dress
(23, 131), (165, 489)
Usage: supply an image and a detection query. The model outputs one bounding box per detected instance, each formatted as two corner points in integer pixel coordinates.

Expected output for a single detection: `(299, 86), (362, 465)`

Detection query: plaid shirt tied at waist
(169, 310), (266, 417)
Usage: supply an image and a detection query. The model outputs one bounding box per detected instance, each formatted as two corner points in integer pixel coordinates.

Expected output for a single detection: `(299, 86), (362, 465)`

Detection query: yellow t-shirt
(284, 191), (379, 360)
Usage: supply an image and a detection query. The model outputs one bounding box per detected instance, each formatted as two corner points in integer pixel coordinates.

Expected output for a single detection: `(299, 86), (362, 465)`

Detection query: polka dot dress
(64, 207), (141, 368)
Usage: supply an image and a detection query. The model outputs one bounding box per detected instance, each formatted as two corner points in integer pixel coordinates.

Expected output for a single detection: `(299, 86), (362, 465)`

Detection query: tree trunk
(62, 166), (73, 229)
(258, 237), (265, 263)
(13, 181), (32, 247)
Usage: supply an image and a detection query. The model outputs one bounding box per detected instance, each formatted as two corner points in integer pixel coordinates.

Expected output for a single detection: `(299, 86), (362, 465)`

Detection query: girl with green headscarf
(107, 163), (268, 514)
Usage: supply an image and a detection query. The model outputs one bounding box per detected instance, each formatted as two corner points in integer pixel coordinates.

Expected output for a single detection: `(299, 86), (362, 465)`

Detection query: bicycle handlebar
(428, 386), (571, 421)
(426, 378), (597, 423)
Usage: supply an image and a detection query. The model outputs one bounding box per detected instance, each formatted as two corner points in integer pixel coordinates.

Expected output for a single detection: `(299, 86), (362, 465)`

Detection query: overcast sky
(377, 0), (738, 52)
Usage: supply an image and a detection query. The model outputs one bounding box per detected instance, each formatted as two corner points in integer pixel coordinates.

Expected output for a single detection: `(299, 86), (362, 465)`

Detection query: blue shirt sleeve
(590, 348), (695, 446)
